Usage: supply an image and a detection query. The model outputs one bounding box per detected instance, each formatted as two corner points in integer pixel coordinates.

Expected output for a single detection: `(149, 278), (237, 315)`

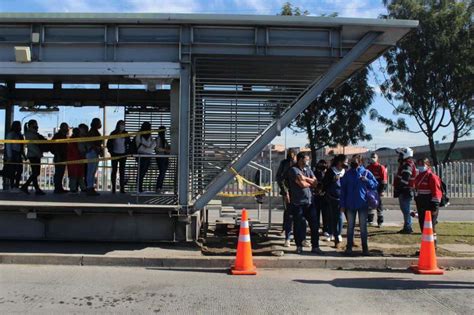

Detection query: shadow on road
(294, 277), (474, 290)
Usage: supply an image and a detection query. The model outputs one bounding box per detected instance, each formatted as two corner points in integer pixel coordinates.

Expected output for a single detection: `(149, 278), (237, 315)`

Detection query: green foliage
(280, 3), (373, 165)
(373, 0), (473, 164)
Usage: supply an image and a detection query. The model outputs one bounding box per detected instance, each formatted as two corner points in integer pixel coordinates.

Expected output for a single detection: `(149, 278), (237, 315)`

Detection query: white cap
(395, 147), (413, 159)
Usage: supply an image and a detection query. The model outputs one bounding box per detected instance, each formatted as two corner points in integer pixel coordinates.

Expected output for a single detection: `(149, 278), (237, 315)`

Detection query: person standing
(288, 152), (322, 255)
(20, 120), (46, 195)
(276, 148), (296, 247)
(78, 123), (89, 190)
(67, 128), (86, 193)
(155, 126), (170, 193)
(52, 122), (69, 193)
(135, 122), (156, 193)
(393, 147), (418, 234)
(85, 118), (103, 196)
(340, 154), (378, 256)
(322, 154), (346, 248)
(314, 159), (330, 241)
(5, 121), (24, 190)
(414, 158), (442, 245)
(107, 120), (130, 194)
(366, 152), (388, 227)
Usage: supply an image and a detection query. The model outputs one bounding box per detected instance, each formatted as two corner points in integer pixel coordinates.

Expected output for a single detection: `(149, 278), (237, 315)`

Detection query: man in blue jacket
(340, 154), (378, 256)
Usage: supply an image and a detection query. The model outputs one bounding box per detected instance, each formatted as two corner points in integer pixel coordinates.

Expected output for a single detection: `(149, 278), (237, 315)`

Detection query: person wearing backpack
(340, 154), (378, 256)
(414, 158), (442, 245)
(107, 120), (130, 194)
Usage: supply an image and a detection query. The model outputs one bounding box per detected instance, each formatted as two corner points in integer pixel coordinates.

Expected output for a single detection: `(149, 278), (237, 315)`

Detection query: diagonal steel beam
(192, 31), (381, 212)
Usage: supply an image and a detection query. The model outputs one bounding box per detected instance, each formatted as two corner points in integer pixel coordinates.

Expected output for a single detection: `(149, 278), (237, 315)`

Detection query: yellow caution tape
(0, 128), (165, 145)
(220, 167), (272, 197)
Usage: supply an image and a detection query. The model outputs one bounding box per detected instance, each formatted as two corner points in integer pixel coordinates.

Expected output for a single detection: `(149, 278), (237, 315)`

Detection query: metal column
(178, 65), (191, 207)
(192, 31), (381, 212)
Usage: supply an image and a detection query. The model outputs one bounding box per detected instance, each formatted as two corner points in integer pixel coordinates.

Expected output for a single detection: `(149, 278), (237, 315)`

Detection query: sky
(0, 0), (470, 149)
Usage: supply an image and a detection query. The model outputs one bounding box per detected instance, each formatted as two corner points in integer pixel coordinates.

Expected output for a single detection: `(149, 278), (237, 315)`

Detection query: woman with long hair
(5, 121), (24, 190)
(135, 122), (156, 193)
(107, 120), (130, 193)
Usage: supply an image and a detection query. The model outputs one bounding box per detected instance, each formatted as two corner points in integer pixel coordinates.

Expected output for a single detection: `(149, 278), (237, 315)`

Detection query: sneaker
(20, 186), (30, 195)
(330, 235), (335, 241)
(35, 189), (46, 196)
(311, 247), (325, 255)
(398, 228), (413, 234)
(325, 235), (331, 242)
(302, 240), (311, 247)
(337, 235), (343, 243)
(368, 222), (378, 227)
(87, 189), (100, 196)
(378, 222), (384, 228)
(362, 250), (371, 256)
(283, 240), (291, 247)
(296, 246), (303, 254)
(323, 232), (330, 237)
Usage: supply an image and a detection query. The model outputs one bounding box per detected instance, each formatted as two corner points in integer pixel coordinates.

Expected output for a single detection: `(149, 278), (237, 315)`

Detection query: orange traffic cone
(411, 211), (444, 275)
(231, 209), (257, 275)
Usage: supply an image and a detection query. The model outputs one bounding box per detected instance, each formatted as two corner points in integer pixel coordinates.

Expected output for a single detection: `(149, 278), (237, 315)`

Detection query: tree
(280, 3), (374, 167)
(371, 0), (473, 165)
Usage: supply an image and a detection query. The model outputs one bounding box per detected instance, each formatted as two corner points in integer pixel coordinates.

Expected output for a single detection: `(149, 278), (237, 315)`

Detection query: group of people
(2, 119), (170, 196)
(276, 146), (443, 256)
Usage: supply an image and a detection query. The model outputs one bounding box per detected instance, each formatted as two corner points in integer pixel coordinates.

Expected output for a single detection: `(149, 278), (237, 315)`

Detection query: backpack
(439, 178), (450, 207)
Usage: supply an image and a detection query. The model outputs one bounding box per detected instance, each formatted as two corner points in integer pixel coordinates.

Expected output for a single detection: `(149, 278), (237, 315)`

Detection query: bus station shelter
(0, 13), (418, 241)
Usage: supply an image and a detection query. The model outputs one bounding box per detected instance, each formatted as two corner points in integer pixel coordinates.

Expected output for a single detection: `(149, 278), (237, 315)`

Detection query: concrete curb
(1, 254), (473, 269)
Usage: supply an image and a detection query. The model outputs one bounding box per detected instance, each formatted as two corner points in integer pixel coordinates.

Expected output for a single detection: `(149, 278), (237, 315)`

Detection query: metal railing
(221, 161), (474, 199)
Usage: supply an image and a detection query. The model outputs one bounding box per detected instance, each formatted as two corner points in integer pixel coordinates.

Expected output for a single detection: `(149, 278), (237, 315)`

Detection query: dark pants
(155, 157), (169, 190)
(327, 196), (343, 242)
(282, 197), (293, 241)
(54, 163), (66, 192)
(6, 151), (22, 188)
(111, 155), (126, 192)
(415, 197), (439, 234)
(315, 195), (330, 234)
(346, 207), (369, 251)
(137, 157), (151, 193)
(22, 157), (41, 191)
(368, 186), (384, 224)
(292, 203), (319, 248)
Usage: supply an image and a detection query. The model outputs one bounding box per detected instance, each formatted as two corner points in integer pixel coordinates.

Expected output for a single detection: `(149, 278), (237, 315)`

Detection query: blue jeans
(346, 207), (368, 251)
(86, 151), (98, 190)
(327, 196), (343, 239)
(399, 195), (413, 230)
(291, 203), (319, 248)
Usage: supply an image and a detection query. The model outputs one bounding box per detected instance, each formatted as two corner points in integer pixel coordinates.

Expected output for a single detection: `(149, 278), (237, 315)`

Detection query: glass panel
(269, 29), (330, 46)
(44, 27), (104, 42)
(193, 27), (254, 44)
(0, 27), (30, 42)
(118, 27), (179, 43)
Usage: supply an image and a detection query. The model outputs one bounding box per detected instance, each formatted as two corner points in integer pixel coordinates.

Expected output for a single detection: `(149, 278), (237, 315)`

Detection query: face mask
(305, 160), (311, 167)
(417, 166), (427, 173)
(370, 158), (377, 163)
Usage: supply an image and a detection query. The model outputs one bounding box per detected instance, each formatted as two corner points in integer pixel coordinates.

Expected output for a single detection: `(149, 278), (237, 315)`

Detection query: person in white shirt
(135, 122), (156, 193)
(107, 120), (130, 193)
(155, 126), (171, 193)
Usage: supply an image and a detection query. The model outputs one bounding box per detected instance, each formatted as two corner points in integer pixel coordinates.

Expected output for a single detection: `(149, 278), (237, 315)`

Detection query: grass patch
(368, 222), (474, 246)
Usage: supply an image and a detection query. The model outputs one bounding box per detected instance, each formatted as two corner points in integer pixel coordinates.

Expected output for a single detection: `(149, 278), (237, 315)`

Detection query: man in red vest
(366, 153), (387, 227)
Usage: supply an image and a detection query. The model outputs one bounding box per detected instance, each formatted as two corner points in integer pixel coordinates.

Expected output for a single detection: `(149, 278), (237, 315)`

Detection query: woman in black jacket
(106, 120), (130, 193)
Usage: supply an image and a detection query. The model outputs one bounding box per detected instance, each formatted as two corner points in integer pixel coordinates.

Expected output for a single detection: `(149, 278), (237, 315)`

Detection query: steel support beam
(192, 31), (381, 212)
(178, 66), (191, 207)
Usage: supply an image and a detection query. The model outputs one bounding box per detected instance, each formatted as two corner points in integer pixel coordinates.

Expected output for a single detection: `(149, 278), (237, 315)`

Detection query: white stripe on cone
(423, 221), (433, 229)
(240, 221), (249, 228)
(422, 234), (435, 242)
(238, 234), (251, 243)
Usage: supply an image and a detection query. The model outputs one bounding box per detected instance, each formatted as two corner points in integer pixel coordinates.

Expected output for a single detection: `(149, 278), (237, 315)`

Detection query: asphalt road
(1, 265), (473, 314)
